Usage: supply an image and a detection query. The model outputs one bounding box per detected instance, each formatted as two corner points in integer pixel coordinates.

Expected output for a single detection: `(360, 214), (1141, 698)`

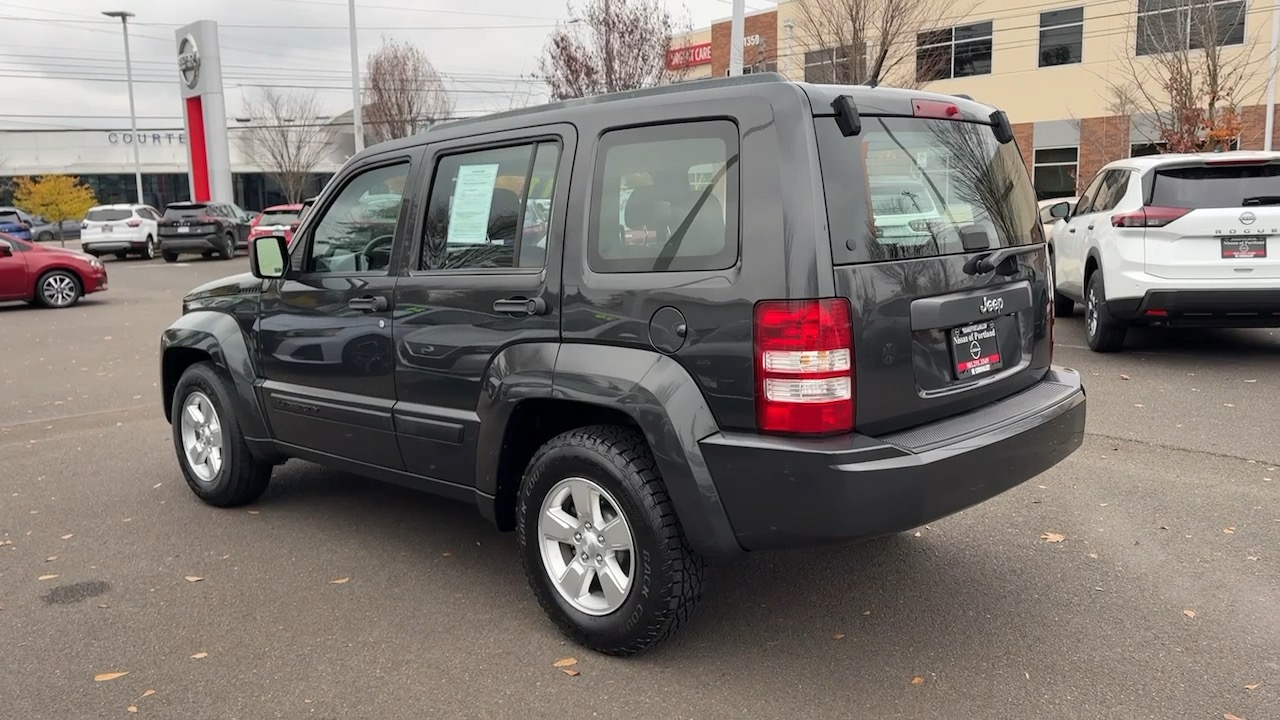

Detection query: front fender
(547, 345), (741, 558)
(160, 311), (269, 439)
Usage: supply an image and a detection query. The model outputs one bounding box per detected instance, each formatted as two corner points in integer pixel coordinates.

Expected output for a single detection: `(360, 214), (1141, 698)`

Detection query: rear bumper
(1105, 289), (1280, 327)
(82, 233), (147, 254)
(159, 234), (221, 253)
(701, 368), (1086, 550)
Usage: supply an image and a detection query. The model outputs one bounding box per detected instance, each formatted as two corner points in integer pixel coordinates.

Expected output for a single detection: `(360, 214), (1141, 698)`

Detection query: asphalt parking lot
(2, 255), (1277, 720)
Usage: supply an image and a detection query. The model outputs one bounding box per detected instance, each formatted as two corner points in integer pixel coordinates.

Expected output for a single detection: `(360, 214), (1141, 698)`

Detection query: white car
(80, 204), (162, 260)
(1038, 196), (1077, 239)
(1047, 152), (1280, 351)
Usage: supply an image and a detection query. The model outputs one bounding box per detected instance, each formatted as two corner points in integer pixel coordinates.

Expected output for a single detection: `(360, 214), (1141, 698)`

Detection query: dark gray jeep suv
(160, 75), (1086, 655)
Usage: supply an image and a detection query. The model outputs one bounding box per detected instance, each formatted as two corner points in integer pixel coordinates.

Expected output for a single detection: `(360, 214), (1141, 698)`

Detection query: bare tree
(240, 89), (336, 203)
(537, 0), (690, 101)
(364, 38), (455, 145)
(793, 0), (971, 88)
(1110, 0), (1271, 152)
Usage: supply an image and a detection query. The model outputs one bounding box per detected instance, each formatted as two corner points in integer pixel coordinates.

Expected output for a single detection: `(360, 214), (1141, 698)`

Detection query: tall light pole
(348, 0), (364, 152)
(1265, 3), (1279, 151)
(103, 10), (145, 204)
(728, 0), (746, 76)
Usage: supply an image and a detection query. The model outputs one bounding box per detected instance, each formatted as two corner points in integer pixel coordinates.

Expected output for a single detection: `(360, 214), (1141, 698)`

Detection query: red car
(247, 203), (303, 247)
(0, 233), (108, 308)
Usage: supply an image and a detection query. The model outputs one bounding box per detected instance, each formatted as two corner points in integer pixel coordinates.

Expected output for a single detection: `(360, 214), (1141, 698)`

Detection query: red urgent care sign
(667, 42), (712, 70)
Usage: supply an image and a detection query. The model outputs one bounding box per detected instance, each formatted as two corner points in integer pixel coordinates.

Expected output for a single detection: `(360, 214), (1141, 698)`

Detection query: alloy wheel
(180, 391), (223, 483)
(1086, 286), (1098, 339)
(538, 477), (635, 616)
(42, 274), (78, 307)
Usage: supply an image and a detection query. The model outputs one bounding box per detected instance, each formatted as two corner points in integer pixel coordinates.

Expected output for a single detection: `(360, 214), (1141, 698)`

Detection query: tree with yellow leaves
(13, 175), (97, 246)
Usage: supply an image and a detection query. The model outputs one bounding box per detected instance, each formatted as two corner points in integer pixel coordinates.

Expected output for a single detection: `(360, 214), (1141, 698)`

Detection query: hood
(182, 272), (263, 313)
(34, 244), (97, 261)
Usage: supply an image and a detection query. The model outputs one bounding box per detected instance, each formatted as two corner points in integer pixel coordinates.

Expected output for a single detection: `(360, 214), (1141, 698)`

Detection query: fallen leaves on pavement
(184, 576), (204, 583)
(1223, 527), (1236, 534)
(1183, 609), (1196, 618)
(553, 658), (578, 668)
(1224, 714), (1245, 720)
(1120, 374), (1130, 380)
(37, 574), (58, 581)
(94, 672), (129, 682)
(126, 706), (137, 714)
(832, 633), (846, 640)
(190, 652), (208, 659)
(138, 690), (156, 699)
(561, 668), (580, 676)
(1244, 684), (1260, 691)
(60, 533), (73, 540)
(1040, 532), (1066, 543)
(910, 676), (925, 686)
(329, 577), (350, 585)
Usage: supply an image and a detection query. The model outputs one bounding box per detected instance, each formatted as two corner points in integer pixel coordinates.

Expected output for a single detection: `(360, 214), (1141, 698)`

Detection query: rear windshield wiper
(1242, 195), (1280, 206)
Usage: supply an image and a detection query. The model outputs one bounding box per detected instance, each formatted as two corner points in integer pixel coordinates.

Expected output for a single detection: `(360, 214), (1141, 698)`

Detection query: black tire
(33, 269), (82, 308)
(1085, 271), (1127, 352)
(163, 251), (180, 263)
(140, 235), (156, 260)
(218, 233), (235, 260)
(170, 362), (272, 507)
(36, 231), (53, 242)
(518, 425), (705, 656)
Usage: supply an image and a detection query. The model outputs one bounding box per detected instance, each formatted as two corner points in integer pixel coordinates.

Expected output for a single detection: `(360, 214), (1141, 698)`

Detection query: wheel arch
(475, 342), (742, 558)
(160, 311), (270, 439)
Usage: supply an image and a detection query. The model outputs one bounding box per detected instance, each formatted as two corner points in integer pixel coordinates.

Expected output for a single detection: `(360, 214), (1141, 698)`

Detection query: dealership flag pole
(729, 0), (745, 76)
(348, 0), (364, 152)
(104, 10), (145, 205)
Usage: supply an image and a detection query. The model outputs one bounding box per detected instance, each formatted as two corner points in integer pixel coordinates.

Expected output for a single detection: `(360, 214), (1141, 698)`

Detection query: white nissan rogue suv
(1046, 152), (1280, 351)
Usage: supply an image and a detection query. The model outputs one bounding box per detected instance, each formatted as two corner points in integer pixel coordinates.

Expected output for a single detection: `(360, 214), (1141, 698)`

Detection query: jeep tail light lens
(754, 298), (854, 435)
(1111, 206), (1190, 228)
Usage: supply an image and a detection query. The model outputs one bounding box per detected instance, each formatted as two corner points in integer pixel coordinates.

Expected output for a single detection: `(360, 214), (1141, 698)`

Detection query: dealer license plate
(1221, 238), (1266, 259)
(178, 226), (190, 233)
(950, 320), (1004, 380)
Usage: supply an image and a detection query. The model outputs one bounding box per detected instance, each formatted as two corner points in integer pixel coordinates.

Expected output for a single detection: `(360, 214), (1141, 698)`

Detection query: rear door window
(589, 120), (739, 273)
(816, 115), (1039, 263)
(1086, 170), (1130, 213)
(1150, 163), (1280, 208)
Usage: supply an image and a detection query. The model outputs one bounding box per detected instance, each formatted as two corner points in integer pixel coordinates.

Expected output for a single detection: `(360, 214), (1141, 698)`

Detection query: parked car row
(1039, 151), (1280, 352)
(0, 206), (83, 242)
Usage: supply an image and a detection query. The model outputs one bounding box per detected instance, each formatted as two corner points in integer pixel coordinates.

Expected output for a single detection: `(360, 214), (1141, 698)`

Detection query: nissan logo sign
(1239, 211), (1257, 225)
(178, 34), (200, 90)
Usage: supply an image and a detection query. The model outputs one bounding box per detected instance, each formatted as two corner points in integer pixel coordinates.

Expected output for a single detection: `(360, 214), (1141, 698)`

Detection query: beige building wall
(773, 0), (1278, 125)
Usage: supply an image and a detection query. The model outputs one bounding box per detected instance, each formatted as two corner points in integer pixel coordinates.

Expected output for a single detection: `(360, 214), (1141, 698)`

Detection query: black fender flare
(160, 311), (270, 440)
(474, 342), (742, 558)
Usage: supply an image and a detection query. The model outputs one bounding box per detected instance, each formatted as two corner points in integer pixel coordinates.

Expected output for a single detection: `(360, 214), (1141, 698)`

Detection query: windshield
(86, 209), (133, 222)
(258, 210), (300, 226)
(817, 115), (1039, 263)
(164, 205), (208, 219)
(1150, 163), (1280, 208)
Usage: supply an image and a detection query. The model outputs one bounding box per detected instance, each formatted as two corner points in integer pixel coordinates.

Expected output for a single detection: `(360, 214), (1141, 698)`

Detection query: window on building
(731, 61), (779, 76)
(420, 142), (561, 271)
(916, 22), (993, 82)
(1039, 7), (1084, 66)
(1136, 0), (1245, 56)
(1033, 147), (1079, 200)
(590, 121), (739, 273)
(804, 47), (853, 83)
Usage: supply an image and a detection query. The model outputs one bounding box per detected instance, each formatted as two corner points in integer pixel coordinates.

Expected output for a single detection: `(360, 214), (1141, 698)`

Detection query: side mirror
(250, 235), (290, 279)
(1049, 201), (1070, 219)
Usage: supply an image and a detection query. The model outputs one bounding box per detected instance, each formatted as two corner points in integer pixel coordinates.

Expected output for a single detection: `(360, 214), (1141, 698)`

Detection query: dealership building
(0, 123), (349, 211)
(676, 0), (1280, 200)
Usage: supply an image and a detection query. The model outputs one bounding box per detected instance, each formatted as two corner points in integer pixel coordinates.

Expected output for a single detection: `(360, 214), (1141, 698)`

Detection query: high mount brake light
(912, 99), (961, 119)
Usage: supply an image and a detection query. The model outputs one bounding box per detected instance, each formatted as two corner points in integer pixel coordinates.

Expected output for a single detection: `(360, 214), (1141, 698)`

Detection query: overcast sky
(1, 0), (774, 132)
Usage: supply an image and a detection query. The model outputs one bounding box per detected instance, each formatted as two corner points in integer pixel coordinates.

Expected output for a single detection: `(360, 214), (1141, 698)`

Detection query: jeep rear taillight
(1111, 206), (1190, 228)
(754, 299), (854, 435)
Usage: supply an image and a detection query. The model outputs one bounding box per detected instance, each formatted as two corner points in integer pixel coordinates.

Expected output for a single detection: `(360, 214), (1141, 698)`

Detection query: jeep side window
(589, 120), (740, 273)
(419, 141), (560, 271)
(304, 162), (410, 274)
